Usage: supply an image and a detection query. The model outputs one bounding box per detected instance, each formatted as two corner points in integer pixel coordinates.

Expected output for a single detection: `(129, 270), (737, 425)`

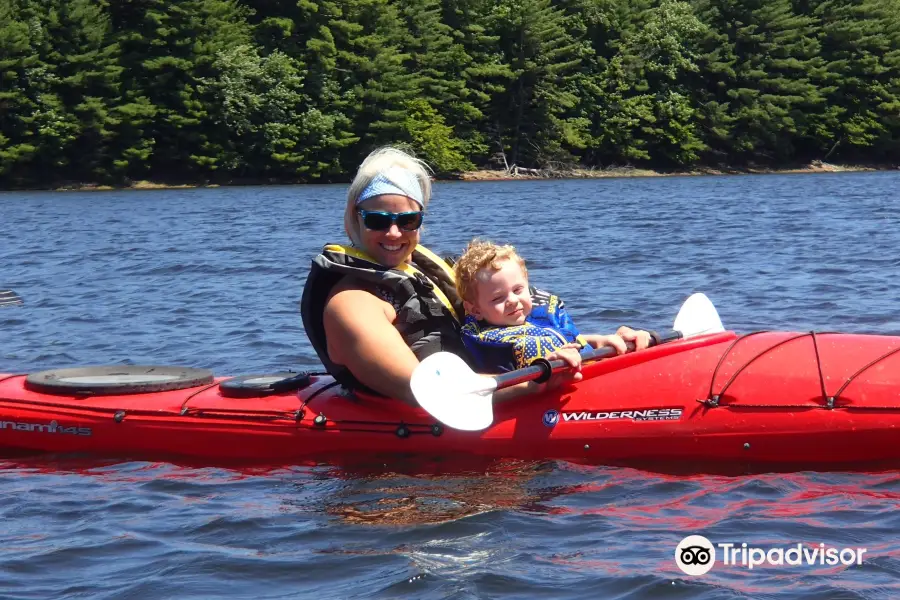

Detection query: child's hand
(550, 344), (583, 369)
(540, 344), (583, 390)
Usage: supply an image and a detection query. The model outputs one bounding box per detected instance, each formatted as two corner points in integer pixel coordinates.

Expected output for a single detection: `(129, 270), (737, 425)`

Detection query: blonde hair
(454, 239), (528, 302)
(344, 147), (433, 246)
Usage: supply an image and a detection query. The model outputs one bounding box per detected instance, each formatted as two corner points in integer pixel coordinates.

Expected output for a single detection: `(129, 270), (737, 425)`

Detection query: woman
(300, 147), (650, 404)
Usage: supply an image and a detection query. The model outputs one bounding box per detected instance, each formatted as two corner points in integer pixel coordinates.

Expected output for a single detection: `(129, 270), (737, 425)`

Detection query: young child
(454, 240), (642, 373)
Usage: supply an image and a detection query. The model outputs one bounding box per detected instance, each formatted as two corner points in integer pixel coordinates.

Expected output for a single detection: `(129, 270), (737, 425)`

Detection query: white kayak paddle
(410, 292), (725, 432)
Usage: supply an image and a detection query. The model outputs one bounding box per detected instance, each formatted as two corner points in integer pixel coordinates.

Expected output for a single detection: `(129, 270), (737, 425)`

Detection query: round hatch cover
(220, 372), (312, 398)
(25, 366), (214, 396)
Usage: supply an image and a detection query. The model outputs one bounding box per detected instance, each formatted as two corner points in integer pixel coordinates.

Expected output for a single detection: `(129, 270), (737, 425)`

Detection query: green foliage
(589, 0), (708, 166)
(0, 0), (40, 182)
(244, 0), (356, 178)
(811, 0), (900, 161)
(202, 45), (351, 179)
(403, 98), (473, 173)
(692, 0), (823, 164)
(477, 0), (585, 166)
(1, 0), (899, 188)
(109, 0), (255, 179)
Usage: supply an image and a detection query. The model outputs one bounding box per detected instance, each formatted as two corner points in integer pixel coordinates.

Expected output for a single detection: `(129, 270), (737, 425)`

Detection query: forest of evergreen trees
(1, 0), (898, 188)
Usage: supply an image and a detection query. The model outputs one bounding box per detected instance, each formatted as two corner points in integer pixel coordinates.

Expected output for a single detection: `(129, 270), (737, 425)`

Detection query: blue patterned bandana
(357, 166), (425, 208)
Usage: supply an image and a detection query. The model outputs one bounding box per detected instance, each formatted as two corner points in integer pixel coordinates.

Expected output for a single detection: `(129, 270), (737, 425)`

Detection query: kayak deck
(2, 330), (900, 469)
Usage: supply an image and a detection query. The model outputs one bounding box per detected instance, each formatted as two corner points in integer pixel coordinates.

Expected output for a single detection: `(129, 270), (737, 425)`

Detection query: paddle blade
(673, 293), (725, 338)
(0, 290), (23, 307)
(411, 352), (497, 431)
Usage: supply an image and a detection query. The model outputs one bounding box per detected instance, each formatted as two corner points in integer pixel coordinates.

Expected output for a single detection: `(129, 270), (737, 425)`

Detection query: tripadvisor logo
(676, 535), (716, 576)
(674, 535), (868, 575)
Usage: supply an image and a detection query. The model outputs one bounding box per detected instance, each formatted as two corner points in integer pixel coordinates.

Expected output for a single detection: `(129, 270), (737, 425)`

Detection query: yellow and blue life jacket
(461, 288), (588, 372)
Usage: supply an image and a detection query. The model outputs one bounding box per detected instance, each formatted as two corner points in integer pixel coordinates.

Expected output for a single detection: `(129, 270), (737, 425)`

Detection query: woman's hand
(615, 326), (652, 351)
(584, 334), (628, 355)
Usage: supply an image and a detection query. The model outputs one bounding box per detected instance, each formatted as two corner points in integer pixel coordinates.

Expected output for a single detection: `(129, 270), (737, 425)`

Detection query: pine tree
(36, 0), (125, 182)
(692, 0), (823, 164)
(590, 0), (707, 166)
(340, 0), (423, 152)
(0, 0), (86, 185)
(403, 98), (471, 172)
(109, 0), (255, 180)
(482, 0), (584, 167)
(811, 0), (900, 162)
(201, 45), (360, 180)
(565, 0), (648, 166)
(396, 0), (473, 170)
(441, 0), (516, 163)
(246, 0), (357, 179)
(0, 0), (39, 185)
(250, 0), (422, 172)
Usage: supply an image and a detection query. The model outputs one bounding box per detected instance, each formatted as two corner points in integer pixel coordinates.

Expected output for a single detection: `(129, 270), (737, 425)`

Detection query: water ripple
(3, 172), (900, 598)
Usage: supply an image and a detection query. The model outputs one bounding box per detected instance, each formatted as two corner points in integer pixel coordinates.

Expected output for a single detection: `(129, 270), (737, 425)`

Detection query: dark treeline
(1, 0), (899, 188)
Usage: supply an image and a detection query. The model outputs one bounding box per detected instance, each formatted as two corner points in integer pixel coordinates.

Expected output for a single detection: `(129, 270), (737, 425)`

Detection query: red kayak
(2, 328), (900, 469)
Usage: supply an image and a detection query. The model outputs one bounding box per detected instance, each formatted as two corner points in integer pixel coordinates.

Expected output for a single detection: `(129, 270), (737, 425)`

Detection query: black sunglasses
(357, 209), (424, 231)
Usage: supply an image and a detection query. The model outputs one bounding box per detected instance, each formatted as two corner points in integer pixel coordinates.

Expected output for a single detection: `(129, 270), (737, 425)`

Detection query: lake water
(2, 172), (899, 598)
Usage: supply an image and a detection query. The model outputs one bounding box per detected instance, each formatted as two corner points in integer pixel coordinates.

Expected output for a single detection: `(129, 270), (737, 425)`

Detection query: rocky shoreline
(19, 161), (897, 192)
(457, 160), (890, 181)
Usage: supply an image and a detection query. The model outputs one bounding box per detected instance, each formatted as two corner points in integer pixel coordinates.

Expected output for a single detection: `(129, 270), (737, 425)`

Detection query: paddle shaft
(410, 293), (724, 432)
(492, 329), (681, 390)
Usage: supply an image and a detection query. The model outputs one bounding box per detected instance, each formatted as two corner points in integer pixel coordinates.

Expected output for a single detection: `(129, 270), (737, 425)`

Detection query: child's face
(465, 258), (533, 326)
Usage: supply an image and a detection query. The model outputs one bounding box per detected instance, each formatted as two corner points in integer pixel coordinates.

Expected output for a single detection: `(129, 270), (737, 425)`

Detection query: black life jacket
(300, 244), (469, 392)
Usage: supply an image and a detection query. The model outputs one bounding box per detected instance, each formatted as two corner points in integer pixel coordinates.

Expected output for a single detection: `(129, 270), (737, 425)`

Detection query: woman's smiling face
(356, 194), (422, 267)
